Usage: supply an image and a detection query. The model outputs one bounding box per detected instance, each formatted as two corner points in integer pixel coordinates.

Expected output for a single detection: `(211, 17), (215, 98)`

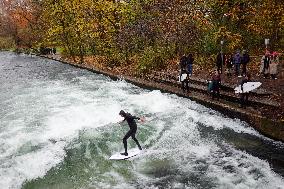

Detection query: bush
(105, 52), (124, 68)
(137, 46), (174, 74)
(0, 37), (15, 50)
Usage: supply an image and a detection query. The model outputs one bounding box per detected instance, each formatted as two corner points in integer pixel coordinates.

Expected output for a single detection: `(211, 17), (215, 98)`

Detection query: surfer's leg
(131, 133), (142, 150)
(121, 131), (132, 156)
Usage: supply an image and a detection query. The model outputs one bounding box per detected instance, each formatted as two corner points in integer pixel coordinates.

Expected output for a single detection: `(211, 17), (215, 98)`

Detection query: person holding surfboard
(179, 55), (190, 92)
(240, 73), (251, 108)
(118, 110), (144, 156)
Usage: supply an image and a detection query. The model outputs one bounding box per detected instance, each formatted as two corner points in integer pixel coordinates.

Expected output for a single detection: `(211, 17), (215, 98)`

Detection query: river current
(0, 52), (284, 189)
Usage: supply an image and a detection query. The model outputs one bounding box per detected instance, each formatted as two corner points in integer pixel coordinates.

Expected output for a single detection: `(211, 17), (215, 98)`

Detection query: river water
(0, 52), (284, 189)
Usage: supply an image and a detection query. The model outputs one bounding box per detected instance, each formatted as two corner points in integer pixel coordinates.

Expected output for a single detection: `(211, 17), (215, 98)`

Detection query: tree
(0, 0), (42, 49)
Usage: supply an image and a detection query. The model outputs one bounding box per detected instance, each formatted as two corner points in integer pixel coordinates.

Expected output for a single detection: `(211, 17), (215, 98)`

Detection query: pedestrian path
(150, 71), (280, 109)
(42, 54), (280, 116)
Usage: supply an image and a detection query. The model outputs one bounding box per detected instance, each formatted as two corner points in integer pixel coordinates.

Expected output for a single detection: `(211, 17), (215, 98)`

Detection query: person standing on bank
(179, 55), (190, 92)
(263, 51), (271, 78)
(216, 51), (224, 74)
(211, 70), (221, 100)
(226, 54), (234, 77)
(270, 52), (279, 80)
(179, 54), (187, 73)
(240, 73), (251, 108)
(118, 110), (144, 156)
(234, 50), (242, 77)
(187, 54), (194, 76)
(241, 50), (250, 76)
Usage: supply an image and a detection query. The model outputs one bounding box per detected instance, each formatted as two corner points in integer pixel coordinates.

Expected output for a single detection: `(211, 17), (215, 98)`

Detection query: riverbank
(41, 54), (284, 142)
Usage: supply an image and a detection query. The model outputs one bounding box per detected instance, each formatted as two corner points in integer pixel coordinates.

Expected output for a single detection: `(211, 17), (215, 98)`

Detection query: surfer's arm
(118, 118), (126, 124)
(140, 117), (146, 122)
(134, 116), (146, 123)
(131, 115), (146, 123)
(132, 116), (140, 120)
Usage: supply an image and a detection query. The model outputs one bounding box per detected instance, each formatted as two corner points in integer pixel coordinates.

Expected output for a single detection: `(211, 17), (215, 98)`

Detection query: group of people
(216, 50), (250, 77)
(178, 49), (276, 108)
(205, 69), (250, 108)
(211, 50), (251, 103)
(260, 51), (280, 79)
(216, 49), (280, 80)
(39, 47), (56, 55)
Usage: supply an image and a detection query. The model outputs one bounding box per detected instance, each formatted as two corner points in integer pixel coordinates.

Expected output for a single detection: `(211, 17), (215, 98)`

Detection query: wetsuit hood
(119, 110), (127, 117)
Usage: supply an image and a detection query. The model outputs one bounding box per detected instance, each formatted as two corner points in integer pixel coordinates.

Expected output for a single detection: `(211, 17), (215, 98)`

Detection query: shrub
(137, 46), (175, 74)
(105, 52), (124, 68)
(0, 37), (15, 50)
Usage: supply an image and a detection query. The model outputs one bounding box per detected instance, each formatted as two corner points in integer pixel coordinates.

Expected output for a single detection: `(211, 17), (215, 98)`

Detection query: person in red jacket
(211, 70), (221, 100)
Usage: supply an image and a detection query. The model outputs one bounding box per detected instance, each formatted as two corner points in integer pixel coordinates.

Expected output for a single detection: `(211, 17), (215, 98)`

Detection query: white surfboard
(234, 82), (262, 93)
(178, 73), (188, 82)
(109, 148), (142, 160)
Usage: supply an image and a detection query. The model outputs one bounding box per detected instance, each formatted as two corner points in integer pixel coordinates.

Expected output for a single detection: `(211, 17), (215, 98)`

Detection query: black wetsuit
(122, 113), (142, 154)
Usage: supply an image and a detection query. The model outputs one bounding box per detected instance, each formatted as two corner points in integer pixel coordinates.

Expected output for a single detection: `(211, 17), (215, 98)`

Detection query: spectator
(53, 48), (57, 55)
(181, 74), (190, 92)
(234, 50), (242, 77)
(216, 51), (224, 74)
(260, 55), (265, 75)
(239, 73), (251, 108)
(179, 55), (190, 92)
(263, 51), (271, 78)
(270, 52), (279, 79)
(241, 50), (250, 76)
(211, 70), (221, 100)
(187, 54), (194, 76)
(179, 55), (187, 73)
(225, 54), (234, 77)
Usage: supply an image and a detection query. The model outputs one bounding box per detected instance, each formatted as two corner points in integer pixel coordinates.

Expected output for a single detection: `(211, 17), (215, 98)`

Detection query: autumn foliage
(0, 0), (283, 69)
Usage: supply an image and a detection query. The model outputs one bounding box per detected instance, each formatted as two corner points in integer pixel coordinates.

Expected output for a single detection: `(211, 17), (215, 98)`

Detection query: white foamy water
(0, 77), (125, 188)
(0, 52), (283, 189)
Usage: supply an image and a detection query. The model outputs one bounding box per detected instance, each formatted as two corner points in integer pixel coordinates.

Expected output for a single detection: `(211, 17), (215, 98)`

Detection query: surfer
(118, 110), (144, 156)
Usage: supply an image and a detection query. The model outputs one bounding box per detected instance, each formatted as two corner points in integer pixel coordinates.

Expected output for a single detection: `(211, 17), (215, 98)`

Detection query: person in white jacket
(270, 52), (279, 79)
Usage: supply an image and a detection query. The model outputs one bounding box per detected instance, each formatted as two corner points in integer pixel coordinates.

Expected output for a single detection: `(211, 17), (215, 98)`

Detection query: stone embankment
(41, 54), (284, 142)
